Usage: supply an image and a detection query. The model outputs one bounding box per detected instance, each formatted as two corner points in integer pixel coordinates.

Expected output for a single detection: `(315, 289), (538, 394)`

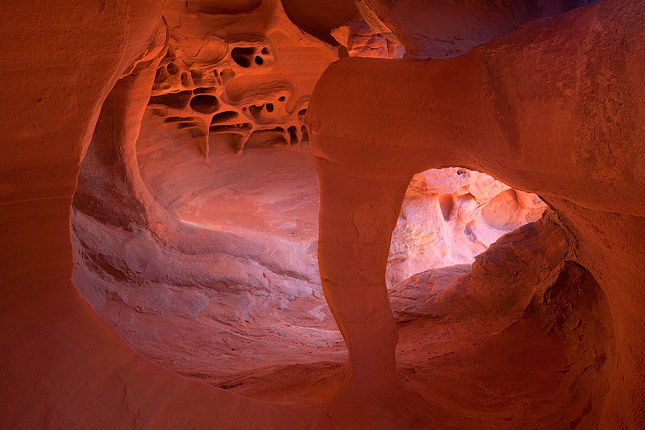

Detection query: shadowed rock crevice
(1, 0), (643, 429)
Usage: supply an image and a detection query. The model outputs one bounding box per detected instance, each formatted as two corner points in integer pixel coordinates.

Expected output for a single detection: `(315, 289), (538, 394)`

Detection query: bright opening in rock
(6, 0), (643, 428)
(71, 101), (548, 400)
(68, 0), (617, 418)
(387, 167), (546, 286)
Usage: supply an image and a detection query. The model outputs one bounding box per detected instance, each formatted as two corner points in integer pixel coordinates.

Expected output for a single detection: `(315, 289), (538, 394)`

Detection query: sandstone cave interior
(1, 0), (644, 429)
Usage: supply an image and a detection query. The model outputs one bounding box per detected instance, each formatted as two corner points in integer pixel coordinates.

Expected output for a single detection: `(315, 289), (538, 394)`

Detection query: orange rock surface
(1, 0), (643, 429)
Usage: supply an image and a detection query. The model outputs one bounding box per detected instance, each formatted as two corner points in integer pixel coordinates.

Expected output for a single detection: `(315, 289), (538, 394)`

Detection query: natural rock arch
(1, 0), (643, 428)
(308, 0), (644, 427)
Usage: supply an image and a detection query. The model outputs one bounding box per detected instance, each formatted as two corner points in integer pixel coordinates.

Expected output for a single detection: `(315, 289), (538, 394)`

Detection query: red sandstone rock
(309, 0), (645, 427)
(332, 21), (405, 58)
(388, 167), (546, 285)
(1, 0), (644, 429)
(357, 0), (596, 57)
(149, 0), (337, 157)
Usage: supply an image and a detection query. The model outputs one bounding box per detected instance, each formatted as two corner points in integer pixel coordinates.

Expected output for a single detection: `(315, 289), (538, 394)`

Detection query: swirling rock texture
(70, 0), (544, 392)
(147, 0), (339, 157)
(387, 168), (546, 286)
(1, 1), (643, 430)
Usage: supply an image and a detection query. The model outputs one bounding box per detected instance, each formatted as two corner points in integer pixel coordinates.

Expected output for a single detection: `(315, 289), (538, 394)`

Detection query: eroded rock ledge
(1, 0), (643, 429)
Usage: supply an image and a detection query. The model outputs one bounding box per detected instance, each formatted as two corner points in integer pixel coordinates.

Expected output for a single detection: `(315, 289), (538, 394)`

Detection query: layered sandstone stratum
(1, 0), (643, 429)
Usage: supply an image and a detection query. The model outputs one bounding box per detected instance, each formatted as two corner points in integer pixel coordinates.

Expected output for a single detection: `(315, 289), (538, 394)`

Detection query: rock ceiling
(1, 0), (644, 429)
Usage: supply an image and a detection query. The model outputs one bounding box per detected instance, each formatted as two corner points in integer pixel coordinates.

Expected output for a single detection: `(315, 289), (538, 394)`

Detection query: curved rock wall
(68, 0), (547, 390)
(148, 0), (338, 157)
(308, 0), (644, 427)
(388, 167), (546, 285)
(1, 0), (643, 429)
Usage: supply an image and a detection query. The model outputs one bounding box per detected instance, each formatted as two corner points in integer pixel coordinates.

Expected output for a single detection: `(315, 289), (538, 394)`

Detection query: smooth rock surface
(1, 0), (643, 428)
